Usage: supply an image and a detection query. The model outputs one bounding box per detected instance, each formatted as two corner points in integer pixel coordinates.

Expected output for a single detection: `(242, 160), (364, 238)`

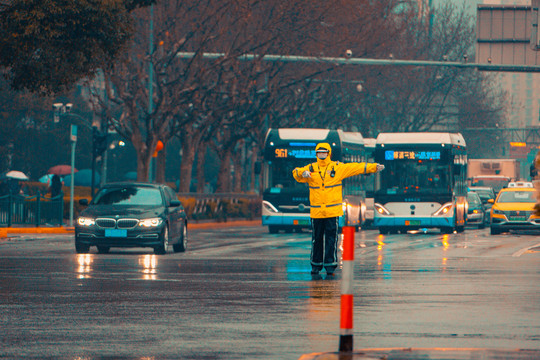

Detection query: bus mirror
(254, 161), (262, 175)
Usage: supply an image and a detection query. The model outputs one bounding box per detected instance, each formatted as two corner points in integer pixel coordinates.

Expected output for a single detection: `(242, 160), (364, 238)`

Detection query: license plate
(105, 229), (127, 237)
(509, 216), (526, 221)
(294, 219), (310, 226)
(405, 220), (421, 226)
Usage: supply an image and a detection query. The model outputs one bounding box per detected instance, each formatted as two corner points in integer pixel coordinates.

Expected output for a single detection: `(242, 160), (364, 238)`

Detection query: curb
(0, 219), (261, 238)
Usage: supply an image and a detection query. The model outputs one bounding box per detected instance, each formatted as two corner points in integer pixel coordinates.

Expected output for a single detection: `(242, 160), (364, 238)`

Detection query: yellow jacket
(292, 142), (378, 218)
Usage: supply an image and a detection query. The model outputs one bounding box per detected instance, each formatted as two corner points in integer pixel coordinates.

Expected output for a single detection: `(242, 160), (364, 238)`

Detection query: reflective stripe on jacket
(292, 161), (378, 218)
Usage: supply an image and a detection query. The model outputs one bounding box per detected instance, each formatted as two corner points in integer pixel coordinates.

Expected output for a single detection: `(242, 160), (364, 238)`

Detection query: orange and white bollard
(339, 226), (355, 352)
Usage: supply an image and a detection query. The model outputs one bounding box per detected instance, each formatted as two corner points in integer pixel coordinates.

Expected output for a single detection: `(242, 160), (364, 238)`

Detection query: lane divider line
(512, 242), (540, 257)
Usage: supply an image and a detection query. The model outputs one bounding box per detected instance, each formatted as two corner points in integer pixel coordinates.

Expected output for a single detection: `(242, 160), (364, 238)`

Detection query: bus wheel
(269, 226), (279, 234)
(378, 227), (389, 235)
(441, 227), (454, 234)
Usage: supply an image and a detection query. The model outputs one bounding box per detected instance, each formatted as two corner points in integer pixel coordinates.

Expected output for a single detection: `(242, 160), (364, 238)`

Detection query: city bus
(362, 138), (378, 228)
(373, 132), (468, 234)
(262, 128), (369, 233)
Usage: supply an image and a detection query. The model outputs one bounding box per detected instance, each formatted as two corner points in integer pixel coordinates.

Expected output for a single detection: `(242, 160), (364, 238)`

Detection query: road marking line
(512, 242), (540, 257)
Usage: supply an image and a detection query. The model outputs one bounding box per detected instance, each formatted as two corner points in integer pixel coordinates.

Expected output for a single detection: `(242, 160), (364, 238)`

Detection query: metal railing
(0, 192), (64, 227)
(177, 193), (261, 219)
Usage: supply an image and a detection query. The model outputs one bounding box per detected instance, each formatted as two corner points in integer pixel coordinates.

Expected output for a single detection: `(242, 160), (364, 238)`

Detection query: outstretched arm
(339, 162), (381, 179)
(292, 165), (312, 183)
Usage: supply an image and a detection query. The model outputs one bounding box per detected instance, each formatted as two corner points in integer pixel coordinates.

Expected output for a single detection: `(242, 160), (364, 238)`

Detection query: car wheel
(75, 239), (90, 254)
(478, 215), (486, 229)
(97, 246), (110, 254)
(490, 226), (501, 235)
(173, 223), (187, 253)
(154, 225), (169, 255)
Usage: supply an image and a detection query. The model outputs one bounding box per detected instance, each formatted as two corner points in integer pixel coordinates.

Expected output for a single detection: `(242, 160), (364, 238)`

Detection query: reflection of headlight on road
(138, 218), (163, 227)
(77, 253), (93, 266)
(77, 217), (95, 226)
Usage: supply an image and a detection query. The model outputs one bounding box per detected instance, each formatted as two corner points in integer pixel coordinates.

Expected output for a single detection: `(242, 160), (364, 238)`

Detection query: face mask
(316, 152), (328, 160)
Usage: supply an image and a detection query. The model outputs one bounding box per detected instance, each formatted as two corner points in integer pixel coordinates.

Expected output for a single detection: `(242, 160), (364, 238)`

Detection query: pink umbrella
(47, 165), (78, 176)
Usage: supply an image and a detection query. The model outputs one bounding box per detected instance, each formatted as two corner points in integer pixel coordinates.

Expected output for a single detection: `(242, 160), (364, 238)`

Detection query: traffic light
(92, 129), (108, 156)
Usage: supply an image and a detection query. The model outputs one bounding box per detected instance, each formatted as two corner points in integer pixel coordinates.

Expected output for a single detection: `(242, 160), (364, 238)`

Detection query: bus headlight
(262, 200), (279, 213)
(374, 203), (392, 216)
(433, 203), (453, 216)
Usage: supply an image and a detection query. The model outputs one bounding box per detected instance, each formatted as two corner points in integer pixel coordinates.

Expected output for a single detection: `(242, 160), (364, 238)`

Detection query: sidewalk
(0, 219), (261, 239)
(299, 348), (540, 360)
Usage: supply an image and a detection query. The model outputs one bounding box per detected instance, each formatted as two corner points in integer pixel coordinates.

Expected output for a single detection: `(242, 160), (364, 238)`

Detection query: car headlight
(77, 217), (95, 226)
(139, 218), (163, 227)
(433, 203), (453, 216)
(492, 208), (504, 215)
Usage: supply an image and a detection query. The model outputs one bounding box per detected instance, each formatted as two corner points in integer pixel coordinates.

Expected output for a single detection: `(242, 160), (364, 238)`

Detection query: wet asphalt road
(0, 225), (539, 359)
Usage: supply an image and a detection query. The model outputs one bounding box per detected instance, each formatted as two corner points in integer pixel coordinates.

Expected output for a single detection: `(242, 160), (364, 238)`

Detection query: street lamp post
(52, 103), (106, 199)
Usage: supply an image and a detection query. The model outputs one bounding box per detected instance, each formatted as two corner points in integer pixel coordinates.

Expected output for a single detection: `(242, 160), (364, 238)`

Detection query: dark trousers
(310, 217), (339, 272)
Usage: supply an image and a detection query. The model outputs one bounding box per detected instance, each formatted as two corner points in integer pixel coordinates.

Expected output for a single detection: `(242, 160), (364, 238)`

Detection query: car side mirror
(487, 199), (494, 204)
(79, 199), (89, 206)
(170, 200), (181, 207)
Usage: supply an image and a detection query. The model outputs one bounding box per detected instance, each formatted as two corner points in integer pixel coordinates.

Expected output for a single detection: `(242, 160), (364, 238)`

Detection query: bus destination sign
(385, 150), (441, 160)
(275, 148), (316, 159)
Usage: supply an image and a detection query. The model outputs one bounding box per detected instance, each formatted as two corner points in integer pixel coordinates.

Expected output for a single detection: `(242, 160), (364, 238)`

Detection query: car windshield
(472, 189), (493, 201)
(497, 191), (536, 203)
(93, 187), (163, 206)
(467, 193), (482, 206)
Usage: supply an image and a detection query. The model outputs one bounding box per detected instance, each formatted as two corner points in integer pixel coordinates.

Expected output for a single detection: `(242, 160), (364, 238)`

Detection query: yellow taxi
(489, 184), (540, 235)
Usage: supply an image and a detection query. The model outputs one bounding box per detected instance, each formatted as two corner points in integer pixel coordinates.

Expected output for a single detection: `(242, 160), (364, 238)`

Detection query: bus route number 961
(275, 148), (288, 158)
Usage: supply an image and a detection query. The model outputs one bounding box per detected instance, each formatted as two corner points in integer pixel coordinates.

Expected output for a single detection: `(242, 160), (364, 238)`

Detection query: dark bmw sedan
(75, 182), (187, 255)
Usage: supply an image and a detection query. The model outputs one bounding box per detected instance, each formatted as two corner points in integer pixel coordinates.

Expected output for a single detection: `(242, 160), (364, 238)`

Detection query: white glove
(376, 164), (385, 172)
(302, 170), (311, 178)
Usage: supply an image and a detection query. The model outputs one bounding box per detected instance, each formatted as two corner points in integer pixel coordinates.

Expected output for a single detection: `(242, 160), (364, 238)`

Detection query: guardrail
(177, 193), (261, 221)
(0, 192), (64, 227)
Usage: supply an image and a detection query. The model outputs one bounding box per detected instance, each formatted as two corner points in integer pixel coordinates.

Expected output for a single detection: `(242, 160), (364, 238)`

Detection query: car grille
(96, 218), (116, 228)
(95, 218), (139, 229)
(117, 219), (139, 229)
(504, 210), (532, 219)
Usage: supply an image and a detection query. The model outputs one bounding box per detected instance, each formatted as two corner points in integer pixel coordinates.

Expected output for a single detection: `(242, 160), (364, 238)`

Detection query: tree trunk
(136, 148), (151, 182)
(196, 144), (207, 193)
(155, 145), (166, 184)
(232, 148), (242, 193)
(250, 145), (258, 193)
(178, 139), (195, 192)
(215, 150), (232, 193)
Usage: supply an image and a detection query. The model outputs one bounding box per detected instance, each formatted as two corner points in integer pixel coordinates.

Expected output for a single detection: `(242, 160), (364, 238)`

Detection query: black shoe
(311, 270), (320, 275)
(326, 272), (334, 276)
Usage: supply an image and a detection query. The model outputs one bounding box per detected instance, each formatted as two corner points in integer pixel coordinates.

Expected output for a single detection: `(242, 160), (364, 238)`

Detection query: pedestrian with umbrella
(48, 174), (63, 198)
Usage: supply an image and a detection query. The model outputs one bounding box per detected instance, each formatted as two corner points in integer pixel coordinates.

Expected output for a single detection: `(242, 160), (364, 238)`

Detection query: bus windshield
(378, 160), (451, 194)
(268, 159), (312, 190)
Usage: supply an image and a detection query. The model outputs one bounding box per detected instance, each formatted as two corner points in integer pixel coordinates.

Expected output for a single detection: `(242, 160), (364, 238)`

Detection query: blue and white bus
(373, 132), (468, 234)
(262, 128), (369, 233)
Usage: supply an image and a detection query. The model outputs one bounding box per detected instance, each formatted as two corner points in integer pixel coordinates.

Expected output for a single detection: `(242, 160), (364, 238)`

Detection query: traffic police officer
(292, 142), (384, 275)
